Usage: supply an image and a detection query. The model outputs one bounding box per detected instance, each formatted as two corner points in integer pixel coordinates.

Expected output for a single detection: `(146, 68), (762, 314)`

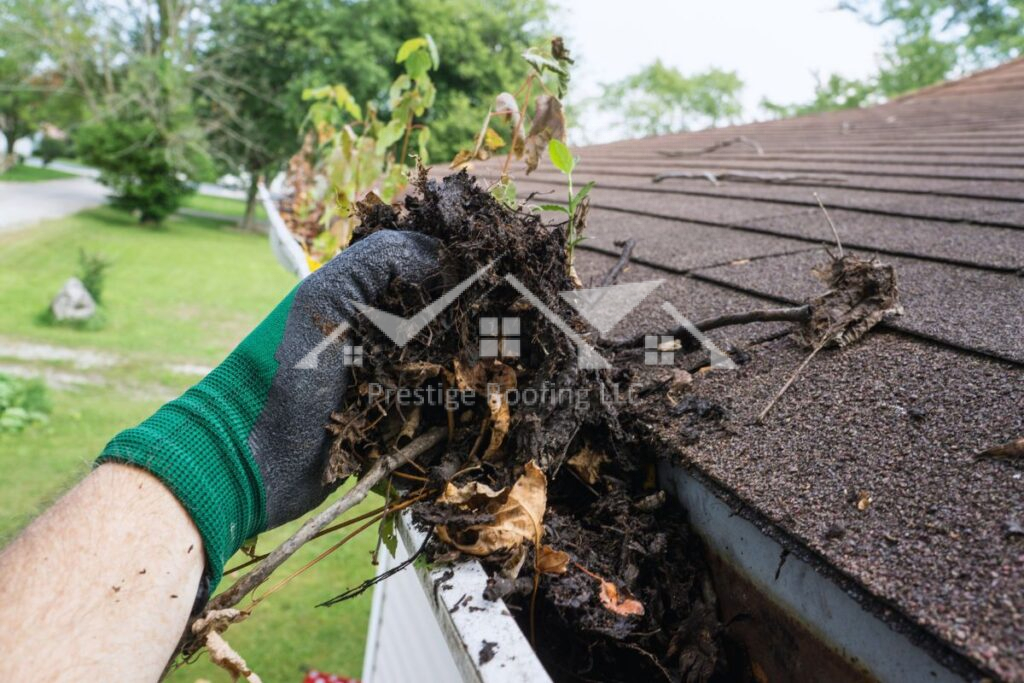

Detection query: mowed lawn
(0, 164), (77, 182)
(0, 207), (378, 682)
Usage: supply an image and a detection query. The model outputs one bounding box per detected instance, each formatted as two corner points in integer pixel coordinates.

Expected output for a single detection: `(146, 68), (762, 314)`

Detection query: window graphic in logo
(342, 344), (363, 367)
(479, 317), (521, 359)
(644, 335), (677, 365)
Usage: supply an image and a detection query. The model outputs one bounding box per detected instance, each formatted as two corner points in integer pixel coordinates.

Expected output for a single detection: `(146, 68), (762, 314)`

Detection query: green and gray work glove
(97, 230), (440, 590)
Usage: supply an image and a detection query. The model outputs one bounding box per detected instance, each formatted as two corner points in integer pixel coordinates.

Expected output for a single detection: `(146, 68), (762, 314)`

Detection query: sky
(554, 0), (887, 143)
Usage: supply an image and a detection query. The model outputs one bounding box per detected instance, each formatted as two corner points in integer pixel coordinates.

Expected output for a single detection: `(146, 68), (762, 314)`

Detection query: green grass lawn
(0, 164), (77, 182)
(0, 207), (377, 681)
(181, 193), (267, 221)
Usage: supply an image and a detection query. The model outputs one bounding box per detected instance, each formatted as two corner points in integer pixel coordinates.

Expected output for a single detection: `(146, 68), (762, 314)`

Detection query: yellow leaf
(484, 127), (506, 151)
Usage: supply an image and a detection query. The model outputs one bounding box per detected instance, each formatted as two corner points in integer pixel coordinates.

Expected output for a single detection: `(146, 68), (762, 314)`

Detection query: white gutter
(259, 181), (310, 279)
(362, 512), (552, 683)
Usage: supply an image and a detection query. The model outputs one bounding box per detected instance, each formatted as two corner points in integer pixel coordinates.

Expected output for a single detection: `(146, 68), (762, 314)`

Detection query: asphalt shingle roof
(471, 57), (1024, 681)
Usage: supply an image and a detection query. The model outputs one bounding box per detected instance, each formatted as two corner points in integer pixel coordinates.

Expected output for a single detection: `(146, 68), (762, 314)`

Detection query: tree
(761, 73), (876, 118)
(764, 0), (1023, 118)
(596, 61), (744, 138)
(199, 0), (551, 230)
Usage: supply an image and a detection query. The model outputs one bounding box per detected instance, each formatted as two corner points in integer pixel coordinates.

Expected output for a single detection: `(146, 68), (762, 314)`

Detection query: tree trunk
(241, 175), (259, 232)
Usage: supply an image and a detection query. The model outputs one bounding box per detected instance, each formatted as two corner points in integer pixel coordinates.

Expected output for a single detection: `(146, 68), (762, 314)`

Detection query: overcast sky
(554, 0), (887, 142)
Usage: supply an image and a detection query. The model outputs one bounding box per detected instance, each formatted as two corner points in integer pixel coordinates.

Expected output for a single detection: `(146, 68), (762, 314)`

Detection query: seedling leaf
(548, 139), (575, 175)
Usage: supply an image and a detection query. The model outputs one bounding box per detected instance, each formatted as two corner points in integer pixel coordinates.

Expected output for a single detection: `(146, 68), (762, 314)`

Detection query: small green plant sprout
(538, 138), (593, 280)
(289, 36), (439, 266)
(450, 37), (574, 208)
(77, 249), (112, 304)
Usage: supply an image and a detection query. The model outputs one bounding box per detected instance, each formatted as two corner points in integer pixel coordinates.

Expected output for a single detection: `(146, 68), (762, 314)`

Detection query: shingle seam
(577, 241), (1024, 369)
(541, 199), (1024, 272)
(525, 183), (1024, 230)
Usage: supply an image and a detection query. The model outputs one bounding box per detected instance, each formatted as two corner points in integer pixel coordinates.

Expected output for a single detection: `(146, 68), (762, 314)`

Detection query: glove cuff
(96, 290), (296, 587)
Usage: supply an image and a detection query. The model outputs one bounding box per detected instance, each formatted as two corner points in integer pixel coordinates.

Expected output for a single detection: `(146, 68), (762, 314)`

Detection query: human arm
(0, 463), (204, 681)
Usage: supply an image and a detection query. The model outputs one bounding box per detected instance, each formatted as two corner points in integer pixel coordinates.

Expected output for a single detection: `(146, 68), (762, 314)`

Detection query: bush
(75, 116), (198, 224)
(0, 374), (50, 434)
(77, 249), (111, 304)
(37, 136), (69, 166)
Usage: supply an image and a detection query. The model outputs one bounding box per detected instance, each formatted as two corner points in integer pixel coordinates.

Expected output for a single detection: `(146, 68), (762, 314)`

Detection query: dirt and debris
(316, 169), (901, 682)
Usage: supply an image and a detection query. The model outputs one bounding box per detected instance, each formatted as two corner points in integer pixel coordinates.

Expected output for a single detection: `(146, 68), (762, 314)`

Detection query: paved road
(0, 177), (108, 234)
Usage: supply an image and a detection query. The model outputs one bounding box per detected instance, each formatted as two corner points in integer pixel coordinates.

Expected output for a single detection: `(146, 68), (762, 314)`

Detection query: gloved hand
(97, 230), (440, 588)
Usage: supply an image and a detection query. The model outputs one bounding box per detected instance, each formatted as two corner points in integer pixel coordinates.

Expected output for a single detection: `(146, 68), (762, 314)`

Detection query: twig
(608, 305), (811, 349)
(814, 193), (844, 257)
(657, 136), (764, 157)
(596, 239), (637, 287)
(652, 170), (847, 186)
(756, 338), (827, 424)
(204, 427), (446, 613)
(318, 529), (433, 607)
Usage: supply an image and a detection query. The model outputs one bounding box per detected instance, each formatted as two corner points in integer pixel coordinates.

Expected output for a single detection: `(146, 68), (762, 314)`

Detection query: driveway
(0, 177), (108, 234)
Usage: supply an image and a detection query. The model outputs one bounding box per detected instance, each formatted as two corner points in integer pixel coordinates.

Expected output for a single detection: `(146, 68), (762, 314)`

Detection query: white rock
(51, 277), (97, 321)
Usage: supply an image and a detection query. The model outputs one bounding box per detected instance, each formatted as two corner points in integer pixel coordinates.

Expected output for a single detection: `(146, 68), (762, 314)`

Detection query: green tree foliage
(761, 73), (876, 118)
(596, 61), (744, 137)
(76, 55), (214, 224)
(199, 0), (550, 229)
(764, 0), (1023, 118)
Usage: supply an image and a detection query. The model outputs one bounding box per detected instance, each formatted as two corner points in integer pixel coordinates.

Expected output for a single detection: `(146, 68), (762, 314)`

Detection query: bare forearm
(0, 463), (204, 681)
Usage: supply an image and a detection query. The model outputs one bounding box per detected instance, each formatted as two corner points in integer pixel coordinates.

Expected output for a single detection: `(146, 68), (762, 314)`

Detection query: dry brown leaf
(979, 437), (1024, 460)
(537, 545), (570, 575)
(453, 358), (489, 392)
(599, 579), (645, 617)
(395, 405), (421, 446)
(483, 362), (517, 460)
(437, 480), (505, 507)
(437, 461), (547, 556)
(524, 95), (566, 174)
(205, 631), (262, 683)
(567, 446), (608, 485)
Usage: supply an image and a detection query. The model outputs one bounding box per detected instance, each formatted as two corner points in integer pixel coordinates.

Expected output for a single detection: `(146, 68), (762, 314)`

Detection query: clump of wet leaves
(323, 168), (728, 682)
(795, 253), (903, 349)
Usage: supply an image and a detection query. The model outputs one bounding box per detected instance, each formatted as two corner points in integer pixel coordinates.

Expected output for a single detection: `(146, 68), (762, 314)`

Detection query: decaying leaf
(396, 405), (422, 446)
(493, 92), (523, 156)
(205, 631), (262, 683)
(567, 446), (608, 485)
(796, 254), (903, 349)
(453, 359), (517, 459)
(524, 95), (566, 174)
(484, 127), (506, 151)
(483, 362), (517, 460)
(537, 545), (570, 575)
(598, 577), (645, 617)
(437, 461), (547, 556)
(574, 563), (645, 617)
(978, 437), (1024, 460)
(191, 609), (261, 683)
(438, 479), (505, 507)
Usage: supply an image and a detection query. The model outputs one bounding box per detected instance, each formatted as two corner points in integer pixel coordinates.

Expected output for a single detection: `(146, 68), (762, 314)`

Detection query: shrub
(37, 136), (69, 166)
(77, 249), (111, 304)
(0, 374), (50, 434)
(75, 116), (199, 224)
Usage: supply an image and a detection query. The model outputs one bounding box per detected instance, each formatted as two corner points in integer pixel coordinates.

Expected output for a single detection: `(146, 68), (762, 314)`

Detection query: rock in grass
(51, 277), (96, 321)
